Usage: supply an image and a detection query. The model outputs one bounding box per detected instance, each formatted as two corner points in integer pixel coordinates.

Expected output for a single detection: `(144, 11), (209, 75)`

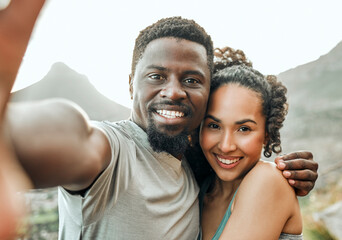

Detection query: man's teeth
(156, 110), (184, 119)
(217, 156), (240, 165)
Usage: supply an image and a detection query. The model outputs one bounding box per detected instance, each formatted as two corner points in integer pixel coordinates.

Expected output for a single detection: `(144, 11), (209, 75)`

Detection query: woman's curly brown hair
(186, 46), (288, 184)
(213, 46), (253, 73)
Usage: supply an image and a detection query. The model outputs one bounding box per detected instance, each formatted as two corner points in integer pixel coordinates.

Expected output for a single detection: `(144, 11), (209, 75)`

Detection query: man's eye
(148, 74), (165, 81)
(184, 78), (199, 85)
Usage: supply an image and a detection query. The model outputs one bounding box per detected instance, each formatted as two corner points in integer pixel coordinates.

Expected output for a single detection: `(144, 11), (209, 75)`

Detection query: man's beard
(146, 121), (190, 157)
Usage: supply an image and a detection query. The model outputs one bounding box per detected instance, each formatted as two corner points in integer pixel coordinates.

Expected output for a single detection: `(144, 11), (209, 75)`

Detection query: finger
(281, 158), (318, 171)
(2, 0), (46, 17)
(274, 156), (286, 170)
(295, 188), (310, 197)
(283, 169), (318, 182)
(0, 0), (46, 45)
(287, 180), (314, 197)
(0, 0), (46, 116)
(282, 151), (313, 161)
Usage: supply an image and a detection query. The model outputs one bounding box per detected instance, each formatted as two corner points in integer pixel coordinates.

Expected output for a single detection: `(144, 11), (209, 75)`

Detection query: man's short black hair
(131, 16), (214, 76)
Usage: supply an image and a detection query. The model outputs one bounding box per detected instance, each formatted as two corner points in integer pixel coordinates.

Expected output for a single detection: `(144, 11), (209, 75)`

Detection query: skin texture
(130, 37), (210, 139)
(200, 84), (302, 239)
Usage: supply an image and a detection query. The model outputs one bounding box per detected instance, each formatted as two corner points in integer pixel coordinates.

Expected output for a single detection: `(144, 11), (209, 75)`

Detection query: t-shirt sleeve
(58, 120), (136, 225)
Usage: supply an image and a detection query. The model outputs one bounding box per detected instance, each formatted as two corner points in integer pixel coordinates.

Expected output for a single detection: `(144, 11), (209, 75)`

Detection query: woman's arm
(219, 161), (302, 240)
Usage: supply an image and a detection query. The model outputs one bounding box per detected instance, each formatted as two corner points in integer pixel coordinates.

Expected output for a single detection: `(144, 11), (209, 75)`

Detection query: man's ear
(129, 74), (133, 100)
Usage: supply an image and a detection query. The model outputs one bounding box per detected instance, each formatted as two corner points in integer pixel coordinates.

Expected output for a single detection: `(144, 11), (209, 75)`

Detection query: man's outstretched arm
(1, 0), (112, 191)
(0, 1), (45, 238)
(6, 99), (112, 190)
(275, 151), (318, 196)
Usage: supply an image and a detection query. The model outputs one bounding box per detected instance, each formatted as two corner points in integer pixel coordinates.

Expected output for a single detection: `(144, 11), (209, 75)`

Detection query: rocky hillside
(278, 41), (342, 188)
(11, 62), (131, 121)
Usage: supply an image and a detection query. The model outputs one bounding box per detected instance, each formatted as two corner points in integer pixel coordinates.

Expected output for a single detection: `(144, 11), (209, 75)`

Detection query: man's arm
(275, 151), (318, 196)
(1, 0), (112, 191)
(0, 1), (46, 238)
(0, 134), (32, 239)
(6, 99), (112, 190)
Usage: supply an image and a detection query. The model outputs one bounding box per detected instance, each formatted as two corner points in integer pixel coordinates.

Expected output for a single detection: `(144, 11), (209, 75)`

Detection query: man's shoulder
(93, 120), (134, 138)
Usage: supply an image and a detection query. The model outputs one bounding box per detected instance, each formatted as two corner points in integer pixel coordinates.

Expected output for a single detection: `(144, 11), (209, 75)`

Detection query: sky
(12, 0), (342, 108)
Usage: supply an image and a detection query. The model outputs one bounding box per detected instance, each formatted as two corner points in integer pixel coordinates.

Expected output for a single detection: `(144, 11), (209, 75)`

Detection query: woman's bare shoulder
(238, 160), (296, 200)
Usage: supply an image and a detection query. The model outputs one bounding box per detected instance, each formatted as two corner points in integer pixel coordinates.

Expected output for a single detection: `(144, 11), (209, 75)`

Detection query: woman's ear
(129, 74), (133, 100)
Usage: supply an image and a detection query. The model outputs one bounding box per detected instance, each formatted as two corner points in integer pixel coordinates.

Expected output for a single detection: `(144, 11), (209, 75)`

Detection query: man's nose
(159, 78), (186, 100)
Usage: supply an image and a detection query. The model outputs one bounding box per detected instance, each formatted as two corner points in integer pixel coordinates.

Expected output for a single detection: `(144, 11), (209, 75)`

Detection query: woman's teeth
(217, 156), (240, 165)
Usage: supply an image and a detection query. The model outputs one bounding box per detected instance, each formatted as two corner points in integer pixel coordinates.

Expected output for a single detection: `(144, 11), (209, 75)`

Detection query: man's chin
(153, 123), (185, 136)
(146, 122), (190, 156)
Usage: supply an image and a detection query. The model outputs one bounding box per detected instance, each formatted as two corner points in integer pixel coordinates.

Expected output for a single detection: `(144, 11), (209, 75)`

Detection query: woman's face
(200, 84), (266, 182)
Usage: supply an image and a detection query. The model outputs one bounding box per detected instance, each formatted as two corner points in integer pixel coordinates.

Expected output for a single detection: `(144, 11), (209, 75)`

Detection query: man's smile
(156, 110), (185, 118)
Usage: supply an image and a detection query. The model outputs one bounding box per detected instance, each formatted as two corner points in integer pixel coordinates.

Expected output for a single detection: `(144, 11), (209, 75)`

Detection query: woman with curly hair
(191, 47), (303, 239)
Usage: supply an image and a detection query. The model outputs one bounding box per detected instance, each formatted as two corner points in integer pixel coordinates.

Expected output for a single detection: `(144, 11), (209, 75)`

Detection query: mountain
(278, 41), (342, 187)
(279, 41), (342, 111)
(11, 62), (131, 121)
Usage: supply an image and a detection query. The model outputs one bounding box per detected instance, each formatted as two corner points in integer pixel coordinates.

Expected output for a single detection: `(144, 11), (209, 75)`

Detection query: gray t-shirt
(58, 120), (200, 240)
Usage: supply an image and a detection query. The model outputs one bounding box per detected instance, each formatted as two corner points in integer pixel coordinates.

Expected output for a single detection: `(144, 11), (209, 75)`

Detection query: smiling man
(1, 2), (318, 239)
(130, 37), (211, 157)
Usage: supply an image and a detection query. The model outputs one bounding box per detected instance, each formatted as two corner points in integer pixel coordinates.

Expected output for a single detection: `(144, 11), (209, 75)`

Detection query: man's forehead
(138, 38), (209, 70)
(143, 37), (206, 57)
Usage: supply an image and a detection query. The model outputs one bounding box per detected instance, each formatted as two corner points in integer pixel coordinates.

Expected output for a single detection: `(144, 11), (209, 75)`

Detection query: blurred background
(7, 0), (342, 239)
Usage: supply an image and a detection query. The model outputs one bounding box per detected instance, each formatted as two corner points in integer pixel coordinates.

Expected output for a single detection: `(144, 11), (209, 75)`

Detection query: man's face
(130, 37), (210, 153)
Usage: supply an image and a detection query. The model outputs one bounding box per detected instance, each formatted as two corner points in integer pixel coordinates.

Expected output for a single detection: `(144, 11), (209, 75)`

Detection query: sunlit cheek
(200, 131), (218, 154)
(240, 135), (264, 159)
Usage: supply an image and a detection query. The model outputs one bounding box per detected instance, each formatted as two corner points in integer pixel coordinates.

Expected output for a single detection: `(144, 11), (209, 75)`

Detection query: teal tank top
(198, 174), (238, 240)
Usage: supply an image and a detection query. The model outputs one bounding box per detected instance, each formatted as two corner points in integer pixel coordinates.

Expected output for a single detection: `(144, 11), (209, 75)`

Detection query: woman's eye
(208, 123), (220, 129)
(238, 126), (250, 132)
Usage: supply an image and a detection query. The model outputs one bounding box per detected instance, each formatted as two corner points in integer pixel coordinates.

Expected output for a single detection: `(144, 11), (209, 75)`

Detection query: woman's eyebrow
(204, 114), (221, 123)
(235, 119), (257, 125)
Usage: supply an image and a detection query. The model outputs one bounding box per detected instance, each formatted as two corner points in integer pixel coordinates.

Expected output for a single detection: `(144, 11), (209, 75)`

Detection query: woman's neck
(208, 175), (242, 201)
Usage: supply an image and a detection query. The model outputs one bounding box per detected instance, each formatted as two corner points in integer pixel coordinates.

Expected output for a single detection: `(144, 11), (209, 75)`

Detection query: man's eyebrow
(184, 70), (205, 78)
(236, 119), (257, 125)
(204, 114), (221, 123)
(146, 65), (167, 71)
(145, 65), (206, 78)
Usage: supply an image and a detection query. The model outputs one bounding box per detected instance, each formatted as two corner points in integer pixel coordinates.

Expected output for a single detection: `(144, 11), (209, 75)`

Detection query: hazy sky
(13, 0), (342, 108)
